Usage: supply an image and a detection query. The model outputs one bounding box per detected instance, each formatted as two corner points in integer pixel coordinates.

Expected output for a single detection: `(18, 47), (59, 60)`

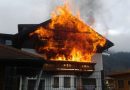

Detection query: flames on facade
(30, 1), (106, 62)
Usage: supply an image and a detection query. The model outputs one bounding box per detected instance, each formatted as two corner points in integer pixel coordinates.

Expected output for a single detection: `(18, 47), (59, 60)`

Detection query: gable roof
(16, 19), (114, 52)
(0, 44), (45, 66)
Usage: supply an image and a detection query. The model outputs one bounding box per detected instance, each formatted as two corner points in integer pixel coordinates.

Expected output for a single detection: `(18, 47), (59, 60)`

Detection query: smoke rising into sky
(0, 0), (130, 52)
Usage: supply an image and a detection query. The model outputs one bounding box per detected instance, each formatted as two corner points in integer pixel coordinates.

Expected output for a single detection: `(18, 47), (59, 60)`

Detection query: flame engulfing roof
(36, 19), (114, 49)
(17, 22), (113, 51)
(17, 1), (114, 62)
(29, 2), (113, 62)
(29, 18), (113, 62)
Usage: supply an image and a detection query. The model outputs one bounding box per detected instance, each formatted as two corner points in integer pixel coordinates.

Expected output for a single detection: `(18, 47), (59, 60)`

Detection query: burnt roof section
(17, 19), (114, 52)
(0, 44), (45, 67)
(39, 19), (114, 51)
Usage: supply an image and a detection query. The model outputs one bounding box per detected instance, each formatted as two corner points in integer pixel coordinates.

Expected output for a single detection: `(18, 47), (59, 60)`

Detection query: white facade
(91, 53), (103, 90)
(21, 48), (103, 90)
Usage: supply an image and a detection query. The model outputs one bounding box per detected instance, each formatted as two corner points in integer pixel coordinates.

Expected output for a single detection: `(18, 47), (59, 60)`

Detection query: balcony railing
(43, 60), (96, 74)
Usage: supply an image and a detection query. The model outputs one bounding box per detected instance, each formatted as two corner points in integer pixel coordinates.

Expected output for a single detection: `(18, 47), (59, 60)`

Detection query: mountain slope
(103, 52), (130, 75)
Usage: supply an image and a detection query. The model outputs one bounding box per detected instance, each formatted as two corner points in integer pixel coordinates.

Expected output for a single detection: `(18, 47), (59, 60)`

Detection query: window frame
(118, 80), (124, 88)
(64, 77), (71, 88)
(53, 77), (59, 88)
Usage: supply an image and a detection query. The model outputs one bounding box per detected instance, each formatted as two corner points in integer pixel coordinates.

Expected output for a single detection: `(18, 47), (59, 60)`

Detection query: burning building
(15, 23), (113, 90)
(12, 1), (114, 90)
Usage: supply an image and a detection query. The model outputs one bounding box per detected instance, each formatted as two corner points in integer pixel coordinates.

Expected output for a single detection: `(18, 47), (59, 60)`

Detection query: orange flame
(30, 1), (106, 62)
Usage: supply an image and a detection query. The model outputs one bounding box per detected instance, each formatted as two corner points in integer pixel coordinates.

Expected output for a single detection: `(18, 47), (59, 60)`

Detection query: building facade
(106, 71), (130, 90)
(19, 51), (103, 90)
(15, 21), (113, 90)
(0, 19), (113, 90)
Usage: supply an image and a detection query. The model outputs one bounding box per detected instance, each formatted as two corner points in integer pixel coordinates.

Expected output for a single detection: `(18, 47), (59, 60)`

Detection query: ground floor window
(128, 80), (130, 85)
(64, 77), (71, 88)
(118, 80), (124, 88)
(74, 77), (77, 88)
(53, 77), (59, 88)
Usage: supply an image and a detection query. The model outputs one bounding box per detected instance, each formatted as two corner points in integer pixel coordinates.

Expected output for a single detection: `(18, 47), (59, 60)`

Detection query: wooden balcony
(43, 60), (96, 75)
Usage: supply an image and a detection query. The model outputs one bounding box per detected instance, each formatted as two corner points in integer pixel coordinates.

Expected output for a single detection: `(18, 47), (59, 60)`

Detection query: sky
(0, 0), (130, 52)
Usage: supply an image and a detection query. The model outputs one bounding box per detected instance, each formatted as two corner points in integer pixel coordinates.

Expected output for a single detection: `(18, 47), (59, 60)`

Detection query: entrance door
(82, 78), (96, 90)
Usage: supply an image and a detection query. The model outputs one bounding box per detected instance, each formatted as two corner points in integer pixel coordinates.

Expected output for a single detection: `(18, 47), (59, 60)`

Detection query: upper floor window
(0, 38), (5, 44)
(5, 40), (12, 45)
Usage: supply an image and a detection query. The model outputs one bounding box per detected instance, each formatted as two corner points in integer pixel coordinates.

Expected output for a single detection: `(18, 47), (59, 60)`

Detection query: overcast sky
(0, 0), (130, 52)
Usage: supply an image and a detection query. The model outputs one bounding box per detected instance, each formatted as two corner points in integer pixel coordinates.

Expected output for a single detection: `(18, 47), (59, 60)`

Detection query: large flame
(30, 1), (106, 62)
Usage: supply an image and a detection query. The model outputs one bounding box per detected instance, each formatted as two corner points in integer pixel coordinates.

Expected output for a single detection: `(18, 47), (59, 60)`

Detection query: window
(5, 40), (12, 45)
(0, 39), (5, 44)
(64, 77), (71, 88)
(118, 80), (124, 88)
(53, 77), (59, 88)
(74, 78), (77, 88)
(128, 81), (130, 85)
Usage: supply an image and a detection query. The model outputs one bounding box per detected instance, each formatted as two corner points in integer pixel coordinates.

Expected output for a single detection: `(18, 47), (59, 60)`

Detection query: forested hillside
(103, 52), (130, 75)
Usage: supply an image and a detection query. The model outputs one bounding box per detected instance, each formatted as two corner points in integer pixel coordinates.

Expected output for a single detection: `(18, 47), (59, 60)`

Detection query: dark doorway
(27, 79), (45, 90)
(82, 78), (96, 90)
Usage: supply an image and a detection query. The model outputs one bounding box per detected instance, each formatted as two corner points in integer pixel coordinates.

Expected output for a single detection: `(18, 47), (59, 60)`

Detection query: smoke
(0, 0), (129, 52)
(69, 0), (102, 25)
(0, 0), (102, 34)
(66, 0), (107, 36)
(78, 0), (101, 23)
